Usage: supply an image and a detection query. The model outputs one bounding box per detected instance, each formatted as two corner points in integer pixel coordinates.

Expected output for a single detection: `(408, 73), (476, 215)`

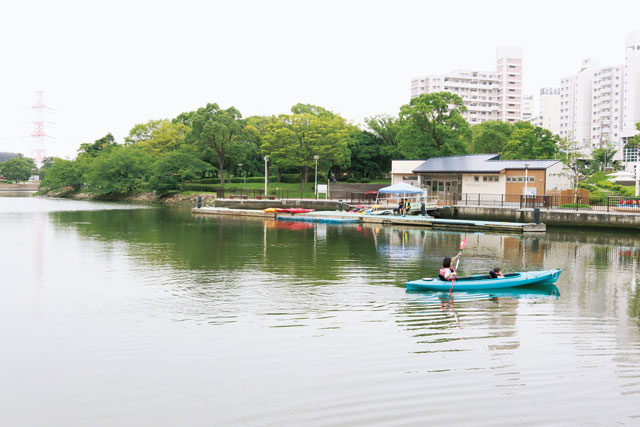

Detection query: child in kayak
(439, 252), (462, 281)
(489, 267), (505, 279)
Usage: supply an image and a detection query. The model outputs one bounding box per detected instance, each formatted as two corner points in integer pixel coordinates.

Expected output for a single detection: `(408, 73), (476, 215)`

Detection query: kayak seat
(488, 270), (498, 279)
(438, 274), (446, 281)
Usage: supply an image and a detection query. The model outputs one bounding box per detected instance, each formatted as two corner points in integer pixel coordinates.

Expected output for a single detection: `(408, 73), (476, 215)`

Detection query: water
(1, 196), (639, 426)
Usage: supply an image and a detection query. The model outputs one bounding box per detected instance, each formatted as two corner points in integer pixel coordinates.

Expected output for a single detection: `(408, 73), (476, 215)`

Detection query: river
(1, 196), (639, 426)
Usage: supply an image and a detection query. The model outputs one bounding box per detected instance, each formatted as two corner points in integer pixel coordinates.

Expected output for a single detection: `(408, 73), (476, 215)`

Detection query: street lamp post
(264, 156), (269, 196)
(314, 155), (319, 200)
(524, 163), (529, 207)
(237, 163), (246, 191)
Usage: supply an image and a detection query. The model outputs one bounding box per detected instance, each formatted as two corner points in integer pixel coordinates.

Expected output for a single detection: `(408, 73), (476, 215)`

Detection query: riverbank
(38, 190), (640, 231)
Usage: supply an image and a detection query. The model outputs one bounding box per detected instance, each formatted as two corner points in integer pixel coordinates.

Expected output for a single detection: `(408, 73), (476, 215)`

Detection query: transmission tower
(30, 90), (52, 167)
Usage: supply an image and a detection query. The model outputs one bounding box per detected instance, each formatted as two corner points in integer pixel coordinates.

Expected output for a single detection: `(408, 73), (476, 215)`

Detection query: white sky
(0, 0), (639, 158)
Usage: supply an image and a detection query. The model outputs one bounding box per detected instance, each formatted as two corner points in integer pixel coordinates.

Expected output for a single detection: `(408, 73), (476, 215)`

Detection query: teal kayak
(405, 269), (561, 292)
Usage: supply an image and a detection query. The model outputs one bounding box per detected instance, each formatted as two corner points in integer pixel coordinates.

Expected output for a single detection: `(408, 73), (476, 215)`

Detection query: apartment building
(533, 88), (561, 136)
(559, 59), (598, 153)
(559, 31), (640, 162)
(522, 95), (534, 122)
(622, 31), (640, 166)
(590, 65), (624, 149)
(410, 47), (523, 125)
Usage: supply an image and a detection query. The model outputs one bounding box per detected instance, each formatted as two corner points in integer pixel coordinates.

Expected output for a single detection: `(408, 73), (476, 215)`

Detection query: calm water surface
(1, 196), (639, 426)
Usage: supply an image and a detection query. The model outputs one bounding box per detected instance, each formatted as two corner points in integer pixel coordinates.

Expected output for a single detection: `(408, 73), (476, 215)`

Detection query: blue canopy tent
(374, 182), (426, 215)
(377, 182), (424, 195)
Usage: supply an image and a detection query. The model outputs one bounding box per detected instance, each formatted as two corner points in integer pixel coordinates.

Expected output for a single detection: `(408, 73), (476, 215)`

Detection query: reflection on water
(1, 198), (640, 426)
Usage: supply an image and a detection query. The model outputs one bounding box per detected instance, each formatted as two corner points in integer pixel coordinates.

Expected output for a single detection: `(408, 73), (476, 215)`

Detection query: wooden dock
(192, 207), (545, 232)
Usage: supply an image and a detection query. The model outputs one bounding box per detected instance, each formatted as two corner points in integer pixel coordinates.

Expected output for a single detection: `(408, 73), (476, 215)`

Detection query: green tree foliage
(398, 92), (471, 159)
(262, 104), (351, 191)
(0, 156), (35, 182)
(501, 122), (559, 160)
(85, 146), (152, 196)
(348, 130), (393, 178)
(626, 123), (640, 149)
(148, 151), (213, 196)
(125, 119), (190, 158)
(470, 120), (514, 154)
(591, 147), (617, 171)
(77, 133), (118, 159)
(37, 156), (58, 180)
(184, 103), (245, 186)
(40, 158), (85, 191)
(364, 115), (402, 159)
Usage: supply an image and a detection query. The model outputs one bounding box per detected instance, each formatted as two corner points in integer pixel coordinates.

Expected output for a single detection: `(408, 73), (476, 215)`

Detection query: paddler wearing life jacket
(439, 251), (462, 281)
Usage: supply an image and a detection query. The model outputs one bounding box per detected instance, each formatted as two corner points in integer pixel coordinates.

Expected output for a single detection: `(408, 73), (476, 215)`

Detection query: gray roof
(412, 154), (560, 174)
(0, 152), (20, 163)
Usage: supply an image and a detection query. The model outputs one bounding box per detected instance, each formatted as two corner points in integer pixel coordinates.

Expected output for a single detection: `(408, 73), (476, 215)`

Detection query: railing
(445, 193), (640, 212)
(217, 188), (283, 200)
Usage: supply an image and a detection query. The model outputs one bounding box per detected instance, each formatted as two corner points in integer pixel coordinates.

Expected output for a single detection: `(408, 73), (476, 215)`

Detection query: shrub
(558, 203), (591, 209)
(346, 177), (358, 183)
(279, 173), (299, 183)
(359, 177), (370, 183)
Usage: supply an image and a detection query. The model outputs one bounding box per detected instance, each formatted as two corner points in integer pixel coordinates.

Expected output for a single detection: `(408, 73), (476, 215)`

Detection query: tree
(470, 120), (514, 154)
(397, 92), (471, 159)
(501, 122), (559, 160)
(148, 150), (213, 196)
(40, 158), (85, 191)
(626, 123), (640, 149)
(38, 156), (57, 180)
(262, 106), (351, 193)
(77, 133), (118, 159)
(85, 146), (152, 196)
(364, 115), (402, 159)
(184, 103), (245, 186)
(125, 119), (190, 158)
(591, 147), (617, 171)
(348, 130), (392, 179)
(0, 156), (35, 182)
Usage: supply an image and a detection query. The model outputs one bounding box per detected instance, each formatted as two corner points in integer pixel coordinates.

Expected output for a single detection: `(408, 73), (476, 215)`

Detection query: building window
(624, 147), (639, 162)
(474, 176), (479, 182)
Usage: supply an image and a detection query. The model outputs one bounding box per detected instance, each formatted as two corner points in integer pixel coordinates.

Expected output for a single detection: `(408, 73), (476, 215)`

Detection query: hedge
(183, 183), (221, 192)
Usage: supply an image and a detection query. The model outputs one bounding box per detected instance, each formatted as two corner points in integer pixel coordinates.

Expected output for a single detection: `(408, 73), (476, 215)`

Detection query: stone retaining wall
(439, 206), (640, 230)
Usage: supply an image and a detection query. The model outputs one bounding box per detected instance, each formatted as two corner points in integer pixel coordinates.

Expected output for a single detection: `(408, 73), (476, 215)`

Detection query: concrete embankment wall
(439, 206), (640, 230)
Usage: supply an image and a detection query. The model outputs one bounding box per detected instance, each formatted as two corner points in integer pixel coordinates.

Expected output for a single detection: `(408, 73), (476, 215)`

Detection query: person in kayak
(439, 252), (462, 281)
(489, 267), (505, 279)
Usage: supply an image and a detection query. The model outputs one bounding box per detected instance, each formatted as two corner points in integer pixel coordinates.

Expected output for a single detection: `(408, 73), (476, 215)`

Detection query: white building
(522, 94), (534, 122)
(623, 31), (640, 137)
(622, 31), (640, 171)
(390, 160), (425, 186)
(590, 65), (624, 150)
(559, 31), (640, 163)
(559, 58), (598, 154)
(535, 87), (561, 136)
(411, 47), (523, 125)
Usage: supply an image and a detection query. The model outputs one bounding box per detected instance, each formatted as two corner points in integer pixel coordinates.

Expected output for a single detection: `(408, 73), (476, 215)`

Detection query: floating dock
(192, 207), (545, 232)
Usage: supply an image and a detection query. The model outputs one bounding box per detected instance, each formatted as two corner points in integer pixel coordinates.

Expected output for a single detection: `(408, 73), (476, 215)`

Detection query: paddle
(455, 237), (467, 271)
(449, 237), (467, 294)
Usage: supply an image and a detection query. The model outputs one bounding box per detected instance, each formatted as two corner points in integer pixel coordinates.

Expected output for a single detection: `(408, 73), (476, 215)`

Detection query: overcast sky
(1, 0), (639, 158)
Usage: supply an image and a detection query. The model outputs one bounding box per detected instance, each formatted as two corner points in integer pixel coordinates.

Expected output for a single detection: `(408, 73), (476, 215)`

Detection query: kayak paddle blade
(460, 238), (467, 250)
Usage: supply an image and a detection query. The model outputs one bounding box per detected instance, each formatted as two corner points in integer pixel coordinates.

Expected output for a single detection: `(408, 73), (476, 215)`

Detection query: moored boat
(274, 208), (315, 214)
(405, 269), (561, 292)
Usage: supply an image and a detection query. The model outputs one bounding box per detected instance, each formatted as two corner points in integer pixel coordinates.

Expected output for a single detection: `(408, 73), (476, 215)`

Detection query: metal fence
(448, 193), (640, 212)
